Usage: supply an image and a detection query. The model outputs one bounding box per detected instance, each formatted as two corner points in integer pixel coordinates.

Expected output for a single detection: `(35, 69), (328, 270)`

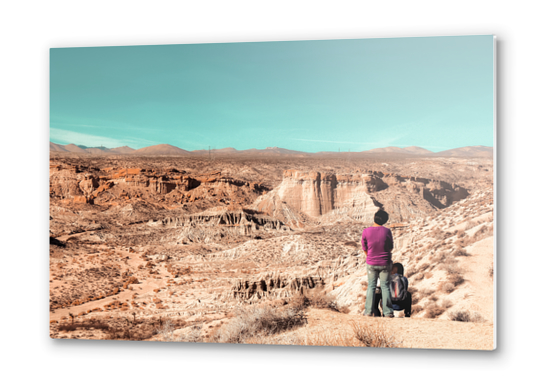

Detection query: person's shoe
(384, 314), (394, 318)
(363, 313), (374, 317)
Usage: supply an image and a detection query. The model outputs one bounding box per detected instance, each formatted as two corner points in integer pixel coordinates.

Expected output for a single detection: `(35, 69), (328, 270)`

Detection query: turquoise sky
(50, 36), (494, 152)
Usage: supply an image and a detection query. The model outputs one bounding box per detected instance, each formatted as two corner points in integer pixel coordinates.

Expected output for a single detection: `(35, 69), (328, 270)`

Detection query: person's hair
(374, 210), (389, 225)
(392, 262), (404, 276)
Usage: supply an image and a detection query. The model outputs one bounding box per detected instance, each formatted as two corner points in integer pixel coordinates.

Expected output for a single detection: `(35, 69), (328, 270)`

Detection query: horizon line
(49, 141), (493, 154)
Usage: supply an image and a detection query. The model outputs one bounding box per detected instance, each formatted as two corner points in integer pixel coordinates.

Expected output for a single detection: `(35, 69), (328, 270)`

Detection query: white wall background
(1, 1), (540, 382)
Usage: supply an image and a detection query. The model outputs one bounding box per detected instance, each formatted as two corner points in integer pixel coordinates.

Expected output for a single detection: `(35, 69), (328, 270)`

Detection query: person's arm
(386, 228), (394, 252)
(403, 276), (409, 292)
(361, 230), (368, 257)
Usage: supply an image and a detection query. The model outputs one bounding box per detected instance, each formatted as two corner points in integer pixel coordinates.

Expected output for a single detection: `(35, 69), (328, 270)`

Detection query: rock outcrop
(253, 170), (469, 224)
(49, 164), (268, 209)
(252, 170), (382, 224)
(230, 253), (364, 303)
(158, 209), (290, 243)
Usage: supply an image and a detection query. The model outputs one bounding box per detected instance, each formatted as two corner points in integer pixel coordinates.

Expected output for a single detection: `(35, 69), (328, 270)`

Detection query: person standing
(361, 210), (394, 318)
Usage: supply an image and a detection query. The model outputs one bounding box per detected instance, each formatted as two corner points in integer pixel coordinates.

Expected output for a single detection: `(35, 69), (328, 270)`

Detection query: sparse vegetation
(448, 273), (465, 287)
(439, 282), (456, 294)
(423, 303), (446, 318)
(349, 321), (403, 347)
(209, 304), (307, 344)
(452, 248), (470, 257)
(49, 154), (494, 348)
(289, 288), (345, 312)
(448, 310), (485, 323)
(56, 316), (161, 340)
(284, 321), (402, 348)
(441, 299), (453, 309)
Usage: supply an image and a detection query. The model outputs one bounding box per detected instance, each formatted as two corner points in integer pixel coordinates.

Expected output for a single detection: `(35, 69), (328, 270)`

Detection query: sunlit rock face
(253, 169), (469, 224)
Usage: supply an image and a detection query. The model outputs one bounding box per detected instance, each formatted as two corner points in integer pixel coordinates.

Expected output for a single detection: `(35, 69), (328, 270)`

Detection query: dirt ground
(256, 307), (494, 351)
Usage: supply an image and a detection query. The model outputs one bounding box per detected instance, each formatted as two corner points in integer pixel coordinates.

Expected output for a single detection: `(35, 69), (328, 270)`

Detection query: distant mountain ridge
(50, 142), (493, 158)
(364, 146), (434, 155)
(132, 144), (191, 156)
(432, 145), (493, 158)
(50, 142), (136, 155)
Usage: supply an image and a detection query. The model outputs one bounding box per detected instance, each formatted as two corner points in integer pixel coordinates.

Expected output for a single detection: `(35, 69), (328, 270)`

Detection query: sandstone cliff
(253, 170), (469, 225)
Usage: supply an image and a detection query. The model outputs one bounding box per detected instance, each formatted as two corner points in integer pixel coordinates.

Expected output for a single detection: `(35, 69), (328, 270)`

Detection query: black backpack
(390, 274), (407, 302)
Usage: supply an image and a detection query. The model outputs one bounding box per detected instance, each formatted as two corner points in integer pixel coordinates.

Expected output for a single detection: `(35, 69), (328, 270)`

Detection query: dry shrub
(350, 321), (402, 348)
(441, 244), (453, 252)
(430, 227), (446, 241)
(210, 304), (307, 344)
(431, 251), (446, 263)
(248, 321), (401, 348)
(156, 320), (176, 341)
(452, 248), (470, 257)
(295, 331), (360, 347)
(58, 319), (111, 333)
(58, 323), (79, 332)
(287, 322), (402, 348)
(423, 303), (446, 318)
(441, 299), (453, 309)
(464, 220), (477, 230)
(460, 235), (475, 247)
(448, 310), (485, 323)
(454, 238), (466, 248)
(338, 306), (351, 314)
(456, 229), (466, 238)
(443, 262), (462, 275)
(107, 322), (157, 341)
(411, 304), (422, 314)
(419, 263), (430, 272)
(290, 288), (340, 312)
(448, 273), (465, 287)
(418, 288), (435, 298)
(56, 316), (161, 341)
(406, 265), (418, 277)
(177, 326), (203, 342)
(424, 272), (433, 279)
(472, 224), (493, 242)
(410, 273), (422, 283)
(439, 282), (455, 294)
(306, 289), (337, 309)
(409, 287), (420, 305)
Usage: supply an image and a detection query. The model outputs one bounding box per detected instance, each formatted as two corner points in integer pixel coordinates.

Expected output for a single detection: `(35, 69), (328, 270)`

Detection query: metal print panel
(49, 35), (495, 350)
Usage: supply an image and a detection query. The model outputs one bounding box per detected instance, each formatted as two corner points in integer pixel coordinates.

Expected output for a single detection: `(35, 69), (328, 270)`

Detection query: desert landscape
(49, 143), (494, 350)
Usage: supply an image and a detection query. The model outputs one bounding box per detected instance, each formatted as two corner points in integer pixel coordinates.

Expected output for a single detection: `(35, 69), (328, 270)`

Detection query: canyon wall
(253, 170), (469, 224)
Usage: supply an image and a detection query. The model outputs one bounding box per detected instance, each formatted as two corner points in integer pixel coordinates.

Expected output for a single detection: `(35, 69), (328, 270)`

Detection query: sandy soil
(258, 308), (494, 351)
(49, 154), (494, 350)
(462, 236), (495, 321)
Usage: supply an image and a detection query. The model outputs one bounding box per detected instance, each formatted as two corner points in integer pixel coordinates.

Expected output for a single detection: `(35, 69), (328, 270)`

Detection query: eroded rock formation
(253, 169), (469, 224)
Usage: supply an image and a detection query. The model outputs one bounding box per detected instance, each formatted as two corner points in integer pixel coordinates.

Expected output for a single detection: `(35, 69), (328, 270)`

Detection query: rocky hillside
(331, 187), (494, 322)
(49, 154), (494, 349)
(253, 169), (469, 225)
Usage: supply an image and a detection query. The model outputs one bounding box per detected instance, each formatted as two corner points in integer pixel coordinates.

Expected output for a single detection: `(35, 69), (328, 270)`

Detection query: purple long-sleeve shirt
(361, 226), (393, 266)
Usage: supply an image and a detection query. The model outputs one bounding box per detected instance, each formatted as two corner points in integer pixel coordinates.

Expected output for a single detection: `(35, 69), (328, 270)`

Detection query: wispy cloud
(49, 128), (157, 149)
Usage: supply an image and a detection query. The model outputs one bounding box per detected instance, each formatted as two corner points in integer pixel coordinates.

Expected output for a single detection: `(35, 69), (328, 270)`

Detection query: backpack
(390, 274), (407, 302)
